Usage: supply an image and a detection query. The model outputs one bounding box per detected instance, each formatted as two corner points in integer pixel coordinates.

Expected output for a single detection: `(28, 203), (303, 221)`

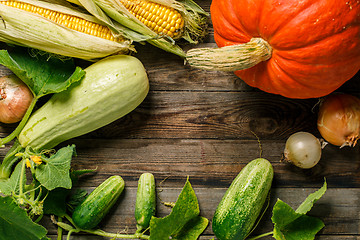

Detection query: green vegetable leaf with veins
(0, 47), (85, 97)
(0, 196), (48, 240)
(35, 145), (76, 191)
(172, 216), (209, 240)
(271, 181), (327, 240)
(149, 178), (208, 240)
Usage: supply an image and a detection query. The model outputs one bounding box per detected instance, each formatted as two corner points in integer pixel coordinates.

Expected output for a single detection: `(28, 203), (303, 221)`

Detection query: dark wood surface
(1, 1), (360, 239)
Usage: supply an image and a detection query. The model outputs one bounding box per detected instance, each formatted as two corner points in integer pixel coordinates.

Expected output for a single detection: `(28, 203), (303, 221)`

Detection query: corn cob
(119, 0), (185, 39)
(66, 0), (208, 57)
(1, 0), (119, 42)
(0, 0), (133, 60)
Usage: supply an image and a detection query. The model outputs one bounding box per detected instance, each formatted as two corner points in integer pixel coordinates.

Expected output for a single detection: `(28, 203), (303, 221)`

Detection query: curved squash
(18, 55), (149, 150)
(187, 0), (360, 99)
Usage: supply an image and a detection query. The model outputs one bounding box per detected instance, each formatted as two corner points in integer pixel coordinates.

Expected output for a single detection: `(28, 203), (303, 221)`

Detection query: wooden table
(1, 1), (360, 239)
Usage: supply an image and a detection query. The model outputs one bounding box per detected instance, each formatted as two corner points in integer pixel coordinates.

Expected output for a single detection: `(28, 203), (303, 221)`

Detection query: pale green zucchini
(18, 55), (149, 150)
(212, 158), (274, 240)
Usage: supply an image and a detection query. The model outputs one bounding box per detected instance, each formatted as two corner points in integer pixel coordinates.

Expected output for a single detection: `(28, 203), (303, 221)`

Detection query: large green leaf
(271, 181), (327, 240)
(272, 200), (324, 240)
(0, 47), (85, 97)
(173, 216), (209, 240)
(35, 145), (76, 190)
(0, 196), (48, 240)
(42, 187), (69, 217)
(149, 178), (207, 240)
(296, 181), (327, 214)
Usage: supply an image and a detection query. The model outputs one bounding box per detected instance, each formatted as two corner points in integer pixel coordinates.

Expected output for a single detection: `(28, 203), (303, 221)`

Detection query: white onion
(283, 132), (322, 169)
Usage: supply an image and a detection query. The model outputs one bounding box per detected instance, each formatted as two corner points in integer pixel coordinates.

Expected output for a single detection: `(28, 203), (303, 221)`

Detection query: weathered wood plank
(30, 138), (357, 189)
(1, 138), (354, 189)
(0, 90), (319, 140)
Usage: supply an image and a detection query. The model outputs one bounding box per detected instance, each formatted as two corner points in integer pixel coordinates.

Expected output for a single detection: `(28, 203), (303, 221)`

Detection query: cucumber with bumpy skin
(135, 172), (156, 233)
(212, 158), (273, 240)
(72, 175), (125, 230)
(18, 55), (149, 150)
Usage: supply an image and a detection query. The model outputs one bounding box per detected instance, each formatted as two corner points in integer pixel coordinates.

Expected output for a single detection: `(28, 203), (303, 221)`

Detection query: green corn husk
(66, 0), (209, 57)
(0, 0), (134, 60)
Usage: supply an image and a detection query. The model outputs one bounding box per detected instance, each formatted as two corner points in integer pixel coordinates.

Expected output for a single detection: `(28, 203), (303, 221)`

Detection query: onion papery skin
(317, 93), (360, 147)
(0, 74), (33, 124)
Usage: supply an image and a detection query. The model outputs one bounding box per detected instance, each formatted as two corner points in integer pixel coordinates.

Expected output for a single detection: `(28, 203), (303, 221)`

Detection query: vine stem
(247, 231), (274, 240)
(57, 216), (63, 240)
(0, 97), (37, 146)
(82, 229), (150, 239)
(18, 159), (26, 197)
(63, 214), (150, 240)
(186, 38), (272, 72)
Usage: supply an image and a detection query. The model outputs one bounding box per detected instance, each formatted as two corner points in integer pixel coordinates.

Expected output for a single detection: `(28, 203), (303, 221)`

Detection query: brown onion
(317, 93), (360, 147)
(0, 74), (33, 124)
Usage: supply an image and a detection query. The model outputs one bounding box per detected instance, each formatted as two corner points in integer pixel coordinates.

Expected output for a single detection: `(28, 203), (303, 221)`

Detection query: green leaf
(271, 181), (327, 240)
(35, 145), (76, 190)
(149, 178), (207, 240)
(0, 196), (47, 240)
(272, 200), (302, 229)
(0, 47), (85, 98)
(173, 216), (209, 240)
(66, 188), (88, 213)
(296, 180), (327, 214)
(273, 214), (324, 240)
(70, 168), (97, 185)
(0, 160), (25, 195)
(42, 187), (69, 217)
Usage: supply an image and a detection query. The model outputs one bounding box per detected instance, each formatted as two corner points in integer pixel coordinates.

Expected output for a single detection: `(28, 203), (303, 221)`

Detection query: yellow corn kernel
(119, 0), (185, 39)
(0, 0), (121, 42)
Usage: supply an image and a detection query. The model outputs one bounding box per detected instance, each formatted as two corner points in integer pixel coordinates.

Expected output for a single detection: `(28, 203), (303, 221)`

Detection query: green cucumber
(212, 158), (273, 240)
(72, 175), (125, 230)
(135, 172), (156, 233)
(18, 55), (149, 150)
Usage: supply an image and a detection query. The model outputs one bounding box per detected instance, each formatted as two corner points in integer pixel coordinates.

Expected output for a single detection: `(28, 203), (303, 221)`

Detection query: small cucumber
(135, 172), (156, 232)
(212, 158), (273, 240)
(72, 175), (125, 230)
(18, 55), (149, 150)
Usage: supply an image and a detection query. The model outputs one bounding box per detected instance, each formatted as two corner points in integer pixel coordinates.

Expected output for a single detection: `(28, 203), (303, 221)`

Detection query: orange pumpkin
(187, 0), (360, 99)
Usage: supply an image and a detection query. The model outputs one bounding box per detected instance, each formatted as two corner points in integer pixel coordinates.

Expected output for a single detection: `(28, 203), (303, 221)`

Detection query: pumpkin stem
(185, 38), (272, 71)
